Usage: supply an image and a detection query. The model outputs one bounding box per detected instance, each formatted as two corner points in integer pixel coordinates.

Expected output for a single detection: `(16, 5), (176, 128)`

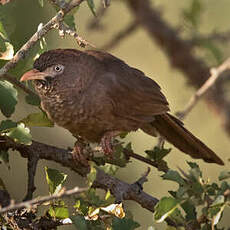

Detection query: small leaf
(45, 167), (67, 194)
(0, 120), (17, 132)
(0, 35), (6, 52)
(25, 94), (40, 106)
(0, 80), (17, 117)
(71, 215), (88, 230)
(87, 0), (96, 16)
(112, 217), (140, 230)
(219, 171), (230, 181)
(6, 123), (32, 145)
(38, 0), (44, 7)
(154, 197), (180, 222)
(211, 204), (225, 226)
(0, 41), (14, 60)
(64, 14), (76, 30)
(87, 165), (97, 187)
(101, 203), (125, 219)
(48, 206), (69, 219)
(211, 195), (225, 206)
(181, 200), (197, 221)
(145, 146), (171, 161)
(162, 170), (185, 186)
(0, 151), (9, 168)
(21, 112), (54, 127)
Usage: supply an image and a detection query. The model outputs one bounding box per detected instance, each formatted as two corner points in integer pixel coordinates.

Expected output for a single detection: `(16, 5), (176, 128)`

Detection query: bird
(20, 49), (224, 165)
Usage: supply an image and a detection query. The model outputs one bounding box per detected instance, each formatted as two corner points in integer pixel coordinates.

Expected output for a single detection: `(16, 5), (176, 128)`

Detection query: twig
(0, 186), (87, 214)
(177, 58), (230, 120)
(123, 148), (168, 173)
(2, 74), (38, 98)
(101, 21), (138, 51)
(0, 0), (85, 90)
(87, 5), (107, 30)
(188, 30), (230, 46)
(131, 167), (151, 191)
(54, 21), (95, 47)
(0, 137), (158, 213)
(24, 154), (39, 201)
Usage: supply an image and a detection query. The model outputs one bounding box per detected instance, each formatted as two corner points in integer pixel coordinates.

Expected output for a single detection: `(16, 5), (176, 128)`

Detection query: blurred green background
(1, 0), (230, 229)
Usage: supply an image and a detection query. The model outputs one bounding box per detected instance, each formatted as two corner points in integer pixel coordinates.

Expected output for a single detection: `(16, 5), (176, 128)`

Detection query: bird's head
(20, 49), (95, 97)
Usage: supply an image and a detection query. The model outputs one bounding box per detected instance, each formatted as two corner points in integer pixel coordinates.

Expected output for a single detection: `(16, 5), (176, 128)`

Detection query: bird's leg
(72, 137), (90, 167)
(100, 131), (121, 156)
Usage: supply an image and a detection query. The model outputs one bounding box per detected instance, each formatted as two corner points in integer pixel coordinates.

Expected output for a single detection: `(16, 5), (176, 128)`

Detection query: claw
(100, 131), (122, 157)
(72, 138), (89, 167)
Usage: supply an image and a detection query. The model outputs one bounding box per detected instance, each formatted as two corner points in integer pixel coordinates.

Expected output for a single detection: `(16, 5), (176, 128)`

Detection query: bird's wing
(86, 50), (170, 123)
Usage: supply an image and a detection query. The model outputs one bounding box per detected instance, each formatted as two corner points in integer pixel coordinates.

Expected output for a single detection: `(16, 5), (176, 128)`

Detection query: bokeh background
(1, 0), (230, 229)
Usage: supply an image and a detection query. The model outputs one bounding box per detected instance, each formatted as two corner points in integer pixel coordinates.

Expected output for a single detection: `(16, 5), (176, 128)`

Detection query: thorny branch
(0, 137), (159, 214)
(0, 186), (87, 214)
(0, 0), (85, 79)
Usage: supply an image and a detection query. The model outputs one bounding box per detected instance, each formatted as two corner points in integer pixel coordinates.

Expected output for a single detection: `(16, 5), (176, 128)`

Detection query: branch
(188, 30), (230, 46)
(0, 137), (159, 214)
(0, 186), (87, 214)
(0, 0), (86, 92)
(177, 58), (230, 120)
(101, 21), (138, 51)
(2, 74), (38, 98)
(126, 0), (230, 136)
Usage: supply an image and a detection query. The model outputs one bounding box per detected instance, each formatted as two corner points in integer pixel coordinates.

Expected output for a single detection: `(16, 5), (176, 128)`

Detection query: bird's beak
(20, 69), (47, 82)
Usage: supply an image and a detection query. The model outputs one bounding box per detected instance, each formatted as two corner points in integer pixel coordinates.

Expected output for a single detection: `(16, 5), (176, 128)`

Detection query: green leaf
(0, 21), (8, 39)
(38, 0), (44, 7)
(45, 167), (67, 194)
(71, 215), (88, 230)
(0, 151), (9, 168)
(64, 14), (76, 30)
(6, 123), (32, 145)
(211, 195), (225, 207)
(21, 112), (54, 127)
(211, 204), (225, 227)
(112, 217), (140, 230)
(0, 80), (17, 117)
(181, 200), (197, 221)
(182, 0), (203, 29)
(48, 206), (69, 219)
(219, 171), (230, 181)
(87, 0), (96, 16)
(25, 94), (40, 106)
(154, 197), (180, 222)
(145, 146), (171, 161)
(162, 170), (185, 186)
(87, 165), (97, 187)
(0, 120), (17, 132)
(0, 35), (6, 52)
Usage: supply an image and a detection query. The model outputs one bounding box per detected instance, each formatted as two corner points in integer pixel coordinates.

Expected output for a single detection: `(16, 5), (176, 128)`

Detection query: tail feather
(151, 113), (224, 165)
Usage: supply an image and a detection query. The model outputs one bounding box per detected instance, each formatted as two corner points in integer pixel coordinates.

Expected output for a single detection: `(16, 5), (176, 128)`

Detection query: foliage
(0, 0), (229, 229)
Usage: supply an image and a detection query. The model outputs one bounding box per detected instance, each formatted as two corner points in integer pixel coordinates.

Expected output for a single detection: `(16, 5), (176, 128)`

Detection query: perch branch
(0, 137), (159, 214)
(0, 186), (87, 214)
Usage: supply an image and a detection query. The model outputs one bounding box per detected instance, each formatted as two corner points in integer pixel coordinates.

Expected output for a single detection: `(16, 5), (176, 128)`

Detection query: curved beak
(20, 69), (47, 82)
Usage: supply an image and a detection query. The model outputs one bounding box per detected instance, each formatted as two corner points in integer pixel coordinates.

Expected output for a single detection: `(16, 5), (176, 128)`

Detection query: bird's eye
(54, 64), (64, 73)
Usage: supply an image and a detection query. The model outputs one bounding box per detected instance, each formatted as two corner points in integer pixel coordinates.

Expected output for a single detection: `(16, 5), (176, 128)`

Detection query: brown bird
(20, 49), (224, 165)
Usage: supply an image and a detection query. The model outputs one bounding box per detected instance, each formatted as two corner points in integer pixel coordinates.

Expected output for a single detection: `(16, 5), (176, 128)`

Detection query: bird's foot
(100, 131), (121, 157)
(72, 138), (90, 167)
